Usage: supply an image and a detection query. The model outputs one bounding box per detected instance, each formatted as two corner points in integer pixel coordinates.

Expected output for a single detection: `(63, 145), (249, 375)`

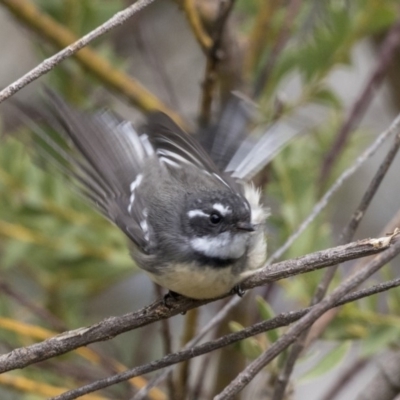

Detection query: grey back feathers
(22, 91), (301, 254)
(197, 95), (254, 171)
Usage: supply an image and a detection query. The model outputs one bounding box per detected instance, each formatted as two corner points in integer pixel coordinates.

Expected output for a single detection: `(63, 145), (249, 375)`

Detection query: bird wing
(196, 93), (254, 171)
(23, 91), (151, 249)
(224, 103), (327, 182)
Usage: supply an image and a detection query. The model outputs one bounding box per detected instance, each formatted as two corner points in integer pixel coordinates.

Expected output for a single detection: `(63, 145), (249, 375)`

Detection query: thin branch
(321, 358), (368, 400)
(0, 0), (183, 125)
(154, 285), (174, 400)
(132, 297), (242, 400)
(300, 204), (400, 353)
(191, 351), (213, 399)
(268, 112), (400, 263)
(182, 0), (212, 52)
(52, 273), (400, 400)
(0, 279), (66, 332)
(341, 130), (400, 241)
(199, 0), (236, 124)
(0, 236), (393, 374)
(214, 238), (400, 400)
(175, 308), (199, 400)
(0, 281), (153, 396)
(318, 19), (400, 187)
(271, 114), (400, 400)
(355, 351), (400, 400)
(0, 373), (108, 400)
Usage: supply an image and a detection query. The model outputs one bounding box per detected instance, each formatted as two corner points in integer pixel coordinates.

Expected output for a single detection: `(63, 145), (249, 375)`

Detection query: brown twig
(132, 297), (242, 400)
(355, 351), (400, 400)
(318, 19), (400, 189)
(191, 351), (213, 399)
(52, 274), (400, 400)
(199, 0), (236, 125)
(0, 279), (66, 332)
(271, 112), (400, 400)
(214, 238), (400, 400)
(175, 308), (199, 400)
(0, 281), (164, 398)
(153, 285), (174, 399)
(0, 236), (393, 374)
(269, 112), (400, 263)
(182, 0), (212, 52)
(321, 358), (368, 400)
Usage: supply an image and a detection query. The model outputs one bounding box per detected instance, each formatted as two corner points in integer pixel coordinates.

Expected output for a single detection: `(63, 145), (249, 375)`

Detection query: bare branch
(132, 296), (242, 400)
(0, 279), (66, 332)
(272, 114), (400, 400)
(181, 0), (212, 52)
(199, 0), (236, 124)
(52, 273), (400, 400)
(153, 285), (175, 399)
(0, 236), (393, 375)
(175, 308), (199, 400)
(318, 19), (400, 187)
(0, 0), (186, 122)
(269, 112), (400, 263)
(214, 237), (400, 399)
(355, 351), (400, 400)
(321, 358), (368, 400)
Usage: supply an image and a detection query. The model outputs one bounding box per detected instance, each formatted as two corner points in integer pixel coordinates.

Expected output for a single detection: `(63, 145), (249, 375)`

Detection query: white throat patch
(190, 231), (248, 259)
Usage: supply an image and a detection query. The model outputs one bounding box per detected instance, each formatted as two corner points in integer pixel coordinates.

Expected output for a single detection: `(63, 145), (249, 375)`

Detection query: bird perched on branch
(24, 91), (295, 300)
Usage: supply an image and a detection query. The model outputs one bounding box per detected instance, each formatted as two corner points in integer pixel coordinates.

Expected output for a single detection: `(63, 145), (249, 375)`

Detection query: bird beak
(236, 222), (255, 232)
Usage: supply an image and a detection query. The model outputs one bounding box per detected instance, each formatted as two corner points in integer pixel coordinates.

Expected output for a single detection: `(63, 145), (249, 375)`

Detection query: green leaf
(300, 341), (351, 381)
(362, 325), (400, 357)
(229, 321), (244, 333)
(229, 321), (263, 359)
(1, 240), (32, 269)
(256, 296), (279, 343)
(312, 87), (342, 109)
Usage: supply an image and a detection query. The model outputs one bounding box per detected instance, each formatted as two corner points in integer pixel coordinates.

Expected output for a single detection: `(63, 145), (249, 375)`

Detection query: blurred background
(0, 1), (400, 399)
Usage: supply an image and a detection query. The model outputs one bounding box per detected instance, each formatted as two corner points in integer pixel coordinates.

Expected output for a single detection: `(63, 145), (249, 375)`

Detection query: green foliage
(0, 137), (133, 325)
(35, 0), (124, 36)
(33, 0), (127, 102)
(300, 341), (352, 381)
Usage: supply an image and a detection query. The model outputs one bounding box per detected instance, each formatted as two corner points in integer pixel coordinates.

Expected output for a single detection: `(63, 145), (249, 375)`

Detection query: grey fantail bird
(24, 92), (297, 300)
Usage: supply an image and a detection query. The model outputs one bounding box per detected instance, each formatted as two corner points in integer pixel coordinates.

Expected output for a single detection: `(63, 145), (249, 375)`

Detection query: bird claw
(163, 290), (187, 314)
(163, 290), (180, 308)
(232, 285), (245, 297)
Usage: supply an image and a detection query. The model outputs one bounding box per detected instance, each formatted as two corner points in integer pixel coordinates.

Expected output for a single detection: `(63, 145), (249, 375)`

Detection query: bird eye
(209, 212), (222, 225)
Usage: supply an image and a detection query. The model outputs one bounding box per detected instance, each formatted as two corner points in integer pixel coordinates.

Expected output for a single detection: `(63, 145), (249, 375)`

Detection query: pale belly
(143, 228), (267, 300)
(146, 263), (245, 300)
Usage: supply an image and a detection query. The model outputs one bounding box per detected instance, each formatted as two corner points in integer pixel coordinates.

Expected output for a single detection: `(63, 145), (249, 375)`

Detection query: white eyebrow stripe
(213, 203), (232, 216)
(187, 209), (209, 218)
